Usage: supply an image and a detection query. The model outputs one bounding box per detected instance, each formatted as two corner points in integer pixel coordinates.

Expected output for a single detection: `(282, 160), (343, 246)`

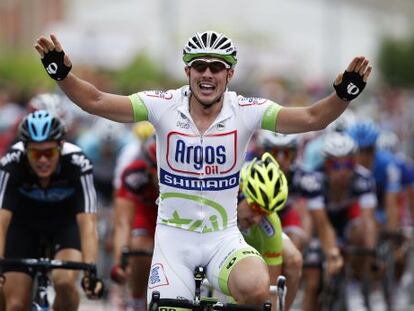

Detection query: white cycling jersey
(129, 86), (281, 233)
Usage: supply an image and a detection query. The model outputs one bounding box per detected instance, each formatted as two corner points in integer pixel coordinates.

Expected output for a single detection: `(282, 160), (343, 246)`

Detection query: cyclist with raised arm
(0, 110), (103, 311)
(111, 135), (158, 311)
(35, 30), (371, 308)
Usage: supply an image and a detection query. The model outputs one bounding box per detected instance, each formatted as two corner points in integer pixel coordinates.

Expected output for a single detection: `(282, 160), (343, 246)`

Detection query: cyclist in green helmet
(238, 153), (288, 310)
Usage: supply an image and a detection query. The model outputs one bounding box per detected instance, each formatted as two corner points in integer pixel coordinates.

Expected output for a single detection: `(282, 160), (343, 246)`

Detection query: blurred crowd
(1, 69), (414, 309)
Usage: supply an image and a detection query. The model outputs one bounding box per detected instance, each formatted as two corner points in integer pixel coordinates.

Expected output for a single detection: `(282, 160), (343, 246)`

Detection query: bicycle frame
(32, 267), (51, 310)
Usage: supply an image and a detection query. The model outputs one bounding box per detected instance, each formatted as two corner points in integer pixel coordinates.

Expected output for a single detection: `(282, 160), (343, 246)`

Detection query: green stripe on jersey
(129, 94), (149, 122)
(261, 102), (281, 131)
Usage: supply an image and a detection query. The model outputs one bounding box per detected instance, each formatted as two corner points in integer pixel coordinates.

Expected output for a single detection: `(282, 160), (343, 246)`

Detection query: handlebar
(201, 279), (278, 295)
(150, 292), (271, 311)
(0, 258), (97, 273)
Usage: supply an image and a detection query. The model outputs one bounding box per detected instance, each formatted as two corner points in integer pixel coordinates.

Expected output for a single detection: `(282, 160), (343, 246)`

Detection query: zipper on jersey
(199, 135), (204, 228)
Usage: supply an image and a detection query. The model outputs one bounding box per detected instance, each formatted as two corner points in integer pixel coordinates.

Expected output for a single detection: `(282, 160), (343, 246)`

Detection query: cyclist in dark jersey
(347, 119), (402, 231)
(301, 132), (377, 311)
(0, 110), (103, 311)
(376, 129), (414, 227)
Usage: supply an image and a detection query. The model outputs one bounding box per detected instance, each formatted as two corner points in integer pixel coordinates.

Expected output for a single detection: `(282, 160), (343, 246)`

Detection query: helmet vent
(268, 169), (274, 180)
(211, 32), (218, 44)
(261, 189), (269, 207)
(247, 182), (256, 196)
(189, 41), (198, 49)
(275, 179), (281, 191)
(41, 123), (49, 137)
(30, 123), (38, 136)
(201, 33), (208, 47)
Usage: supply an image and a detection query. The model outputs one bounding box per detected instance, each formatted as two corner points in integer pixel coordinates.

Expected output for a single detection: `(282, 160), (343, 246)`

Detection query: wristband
(41, 49), (72, 81)
(333, 71), (366, 102)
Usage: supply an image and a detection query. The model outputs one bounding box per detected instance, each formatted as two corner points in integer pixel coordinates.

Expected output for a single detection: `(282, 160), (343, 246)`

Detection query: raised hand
(333, 56), (372, 102)
(35, 34), (72, 81)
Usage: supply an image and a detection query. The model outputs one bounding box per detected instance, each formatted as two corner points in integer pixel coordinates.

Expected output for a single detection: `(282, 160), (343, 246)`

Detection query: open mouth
(198, 82), (216, 94)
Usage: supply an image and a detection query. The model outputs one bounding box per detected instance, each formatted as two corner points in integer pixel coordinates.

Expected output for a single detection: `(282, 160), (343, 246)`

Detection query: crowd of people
(0, 30), (413, 311)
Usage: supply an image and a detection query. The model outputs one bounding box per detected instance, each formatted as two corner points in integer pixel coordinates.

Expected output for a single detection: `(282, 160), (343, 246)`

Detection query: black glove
(81, 273), (105, 299)
(41, 49), (72, 81)
(333, 71), (366, 101)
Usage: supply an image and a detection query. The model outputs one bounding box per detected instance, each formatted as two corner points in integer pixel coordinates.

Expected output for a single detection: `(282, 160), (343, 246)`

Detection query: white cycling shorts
(147, 224), (262, 302)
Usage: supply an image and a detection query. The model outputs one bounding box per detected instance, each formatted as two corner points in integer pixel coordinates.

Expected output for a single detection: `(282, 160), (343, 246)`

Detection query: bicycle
(375, 230), (411, 311)
(0, 257), (100, 311)
(321, 231), (410, 311)
(302, 244), (350, 311)
(149, 266), (272, 311)
(122, 249), (287, 311)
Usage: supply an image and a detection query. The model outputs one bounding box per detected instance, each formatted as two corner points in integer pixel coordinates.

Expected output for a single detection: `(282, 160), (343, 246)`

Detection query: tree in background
(378, 33), (414, 88)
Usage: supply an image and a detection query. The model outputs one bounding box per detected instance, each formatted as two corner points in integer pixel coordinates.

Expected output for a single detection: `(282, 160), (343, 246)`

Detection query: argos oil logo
(166, 131), (237, 176)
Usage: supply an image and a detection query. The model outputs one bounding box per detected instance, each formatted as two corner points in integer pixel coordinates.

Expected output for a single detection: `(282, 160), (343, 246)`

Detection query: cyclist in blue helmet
(0, 110), (103, 310)
(19, 109), (66, 141)
(347, 119), (379, 149)
(377, 130), (414, 227)
(347, 119), (402, 231)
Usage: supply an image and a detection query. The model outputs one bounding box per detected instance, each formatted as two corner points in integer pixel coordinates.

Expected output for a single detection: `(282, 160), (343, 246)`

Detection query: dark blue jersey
(300, 164), (377, 213)
(0, 142), (97, 227)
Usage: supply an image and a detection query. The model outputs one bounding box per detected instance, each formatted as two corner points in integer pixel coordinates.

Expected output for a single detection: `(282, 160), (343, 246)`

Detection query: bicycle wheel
(381, 241), (395, 311)
(320, 272), (348, 311)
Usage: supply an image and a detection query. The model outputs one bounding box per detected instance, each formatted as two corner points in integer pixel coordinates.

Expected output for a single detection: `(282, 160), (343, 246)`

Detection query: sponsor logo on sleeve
(238, 96), (267, 106)
(71, 154), (93, 172)
(260, 217), (275, 237)
(148, 263), (169, 289)
(143, 90), (173, 100)
(0, 151), (21, 166)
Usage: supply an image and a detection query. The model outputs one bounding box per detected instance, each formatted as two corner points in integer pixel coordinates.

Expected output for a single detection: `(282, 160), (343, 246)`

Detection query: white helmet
(29, 93), (74, 127)
(257, 130), (299, 149)
(377, 130), (399, 153)
(322, 132), (357, 158)
(183, 31), (237, 67)
(93, 119), (127, 143)
(326, 109), (356, 133)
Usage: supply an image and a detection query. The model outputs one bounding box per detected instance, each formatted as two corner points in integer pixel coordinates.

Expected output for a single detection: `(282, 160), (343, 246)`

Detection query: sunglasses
(188, 59), (230, 74)
(248, 201), (271, 216)
(27, 146), (60, 161)
(359, 146), (375, 154)
(326, 158), (354, 171)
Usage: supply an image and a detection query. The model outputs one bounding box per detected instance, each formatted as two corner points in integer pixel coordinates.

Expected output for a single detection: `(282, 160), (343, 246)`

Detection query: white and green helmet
(183, 30), (238, 67)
